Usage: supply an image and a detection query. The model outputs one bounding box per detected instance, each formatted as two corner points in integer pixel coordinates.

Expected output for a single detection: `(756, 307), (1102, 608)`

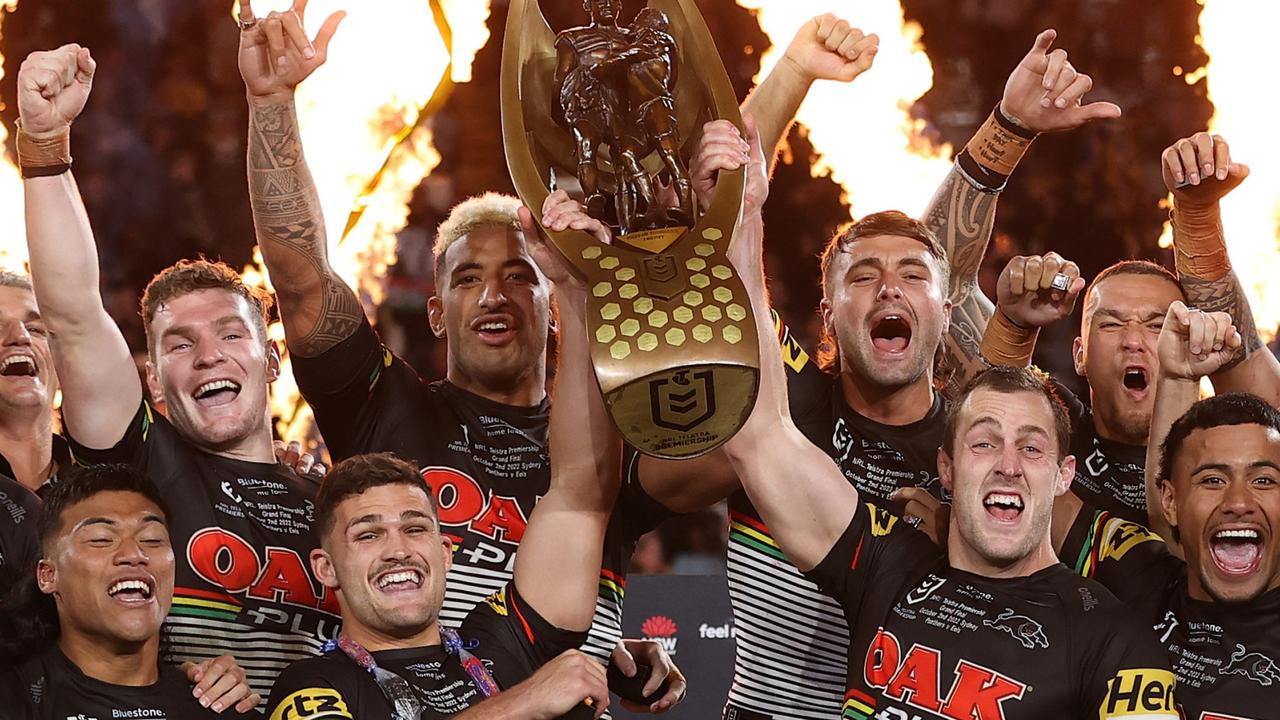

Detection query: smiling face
(0, 284), (58, 417)
(428, 225), (551, 397)
(940, 387), (1074, 575)
(1074, 273), (1183, 445)
(1162, 423), (1280, 603)
(38, 490), (174, 650)
(145, 288), (278, 454)
(314, 482), (452, 645)
(822, 234), (950, 389)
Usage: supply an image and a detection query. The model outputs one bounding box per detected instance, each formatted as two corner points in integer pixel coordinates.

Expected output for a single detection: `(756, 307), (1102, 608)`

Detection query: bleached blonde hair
(433, 192), (524, 271)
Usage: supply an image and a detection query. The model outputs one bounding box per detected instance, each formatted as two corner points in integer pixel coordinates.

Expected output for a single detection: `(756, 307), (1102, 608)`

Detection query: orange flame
(235, 0), (491, 441)
(0, 0), (28, 272)
(1186, 1), (1280, 341)
(737, 0), (952, 219)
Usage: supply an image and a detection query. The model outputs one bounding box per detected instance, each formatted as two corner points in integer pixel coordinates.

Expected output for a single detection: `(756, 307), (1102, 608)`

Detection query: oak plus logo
(642, 615), (679, 655)
(863, 628), (1027, 720)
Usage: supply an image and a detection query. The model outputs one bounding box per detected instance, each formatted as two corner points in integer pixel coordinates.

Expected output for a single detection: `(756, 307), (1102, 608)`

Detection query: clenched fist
(1157, 301), (1242, 381)
(781, 14), (879, 84)
(1161, 132), (1250, 206)
(995, 252), (1086, 329)
(17, 44), (96, 138)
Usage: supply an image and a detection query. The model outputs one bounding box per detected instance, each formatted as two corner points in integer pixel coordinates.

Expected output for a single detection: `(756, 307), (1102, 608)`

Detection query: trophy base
(606, 363), (759, 459)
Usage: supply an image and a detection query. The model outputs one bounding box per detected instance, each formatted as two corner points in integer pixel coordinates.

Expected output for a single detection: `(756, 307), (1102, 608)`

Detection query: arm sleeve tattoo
(248, 100), (365, 358)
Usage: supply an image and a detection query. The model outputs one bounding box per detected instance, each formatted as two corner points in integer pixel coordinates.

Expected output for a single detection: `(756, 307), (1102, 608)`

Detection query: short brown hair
(140, 259), (274, 355)
(315, 452), (438, 539)
(0, 271), (33, 292)
(816, 210), (949, 373)
(943, 365), (1072, 460)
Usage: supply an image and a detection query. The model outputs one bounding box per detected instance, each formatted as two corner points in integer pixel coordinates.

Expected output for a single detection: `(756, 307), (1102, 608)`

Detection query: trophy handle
(502, 0), (759, 459)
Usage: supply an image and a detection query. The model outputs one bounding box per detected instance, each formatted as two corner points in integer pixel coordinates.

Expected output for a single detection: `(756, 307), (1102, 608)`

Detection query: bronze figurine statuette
(502, 0), (759, 459)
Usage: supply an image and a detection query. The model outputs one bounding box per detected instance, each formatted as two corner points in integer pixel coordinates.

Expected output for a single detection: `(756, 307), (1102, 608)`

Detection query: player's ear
(266, 341), (282, 383)
(937, 447), (954, 492)
(144, 359), (163, 406)
(427, 296), (447, 339)
(1159, 478), (1179, 535)
(1055, 455), (1076, 497)
(440, 535), (454, 572)
(820, 298), (835, 337)
(940, 298), (952, 335)
(36, 558), (57, 595)
(1072, 336), (1086, 377)
(311, 548), (339, 590)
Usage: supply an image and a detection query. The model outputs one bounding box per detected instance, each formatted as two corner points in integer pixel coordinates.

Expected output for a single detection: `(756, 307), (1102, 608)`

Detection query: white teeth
(377, 570), (422, 588)
(108, 579), (151, 598)
(1215, 529), (1260, 540)
(1, 354), (34, 369)
(478, 322), (509, 332)
(195, 379), (239, 397)
(985, 493), (1024, 508)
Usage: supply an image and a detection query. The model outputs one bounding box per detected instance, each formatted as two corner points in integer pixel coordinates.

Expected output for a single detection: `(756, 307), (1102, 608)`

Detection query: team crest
(650, 369), (716, 431)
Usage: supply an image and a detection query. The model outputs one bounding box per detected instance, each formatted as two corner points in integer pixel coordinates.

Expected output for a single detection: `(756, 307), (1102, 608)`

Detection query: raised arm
(928, 29), (1121, 396)
(512, 193), (619, 633)
(1146, 301), (1241, 541)
(238, 0), (359, 358)
(741, 14), (878, 169)
(1160, 131), (1280, 406)
(979, 251), (1085, 368)
(717, 122), (859, 572)
(18, 45), (141, 449)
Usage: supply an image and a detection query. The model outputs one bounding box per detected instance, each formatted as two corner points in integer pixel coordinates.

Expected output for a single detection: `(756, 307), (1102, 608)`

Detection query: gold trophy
(501, 0), (758, 459)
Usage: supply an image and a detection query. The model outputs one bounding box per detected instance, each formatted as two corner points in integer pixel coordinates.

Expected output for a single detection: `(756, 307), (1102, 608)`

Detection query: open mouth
(983, 492), (1024, 523)
(1121, 366), (1149, 395)
(1209, 527), (1263, 575)
(472, 317), (517, 346)
(374, 567), (424, 594)
(0, 354), (38, 377)
(193, 379), (241, 407)
(107, 578), (155, 605)
(870, 315), (912, 354)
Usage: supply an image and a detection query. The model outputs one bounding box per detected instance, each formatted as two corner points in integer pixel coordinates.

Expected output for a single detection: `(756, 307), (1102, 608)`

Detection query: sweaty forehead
(1084, 274), (1182, 321)
(831, 233), (941, 276)
(441, 225), (530, 273)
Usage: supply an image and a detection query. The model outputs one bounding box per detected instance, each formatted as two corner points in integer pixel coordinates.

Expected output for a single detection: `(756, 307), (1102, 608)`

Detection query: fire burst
(1191, 1), (1280, 341)
(736, 0), (952, 219)
(0, 0), (26, 272)
(236, 0), (491, 441)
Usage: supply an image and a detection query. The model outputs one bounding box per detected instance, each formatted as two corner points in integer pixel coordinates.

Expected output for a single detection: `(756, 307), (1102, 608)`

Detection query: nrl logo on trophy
(501, 0), (759, 459)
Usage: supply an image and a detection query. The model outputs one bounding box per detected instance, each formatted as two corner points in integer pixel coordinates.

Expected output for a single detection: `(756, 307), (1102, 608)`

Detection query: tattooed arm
(926, 30), (1121, 397)
(239, 2), (358, 358)
(1161, 132), (1280, 406)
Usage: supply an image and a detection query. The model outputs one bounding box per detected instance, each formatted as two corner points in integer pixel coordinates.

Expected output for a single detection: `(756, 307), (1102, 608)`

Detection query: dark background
(0, 0), (1239, 573)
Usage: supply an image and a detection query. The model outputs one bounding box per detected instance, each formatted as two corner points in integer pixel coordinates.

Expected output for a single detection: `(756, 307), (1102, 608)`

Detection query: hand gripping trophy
(502, 0), (759, 459)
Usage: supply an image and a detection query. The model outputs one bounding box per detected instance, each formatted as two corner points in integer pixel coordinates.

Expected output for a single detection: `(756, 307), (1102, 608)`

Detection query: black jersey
(804, 502), (1178, 720)
(292, 318), (648, 664)
(0, 646), (257, 720)
(265, 583), (586, 719)
(67, 403), (338, 697)
(1055, 382), (1148, 524)
(723, 316), (947, 720)
(0, 473), (40, 578)
(1063, 508), (1279, 720)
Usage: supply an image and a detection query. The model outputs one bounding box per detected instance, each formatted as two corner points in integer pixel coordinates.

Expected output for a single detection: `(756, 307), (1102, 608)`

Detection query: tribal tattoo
(248, 100), (364, 357)
(923, 167), (999, 398)
(1179, 271), (1264, 371)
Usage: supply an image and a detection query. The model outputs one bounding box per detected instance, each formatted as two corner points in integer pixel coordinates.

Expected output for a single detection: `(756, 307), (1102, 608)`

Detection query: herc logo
(187, 528), (339, 614)
(863, 628), (1027, 720)
(642, 615), (678, 655)
(1100, 668), (1175, 718)
(423, 467), (531, 544)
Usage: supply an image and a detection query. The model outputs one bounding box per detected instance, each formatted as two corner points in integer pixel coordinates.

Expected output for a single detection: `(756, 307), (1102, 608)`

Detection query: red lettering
(885, 645), (943, 712)
(941, 660), (1027, 720)
(188, 529), (259, 591)
(424, 468), (484, 525)
(248, 548), (321, 607)
(470, 495), (529, 543)
(864, 628), (901, 689)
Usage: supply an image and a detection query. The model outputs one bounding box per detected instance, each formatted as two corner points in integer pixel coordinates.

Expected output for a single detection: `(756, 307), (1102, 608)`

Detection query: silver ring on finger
(904, 514), (923, 528)
(238, 17), (259, 31)
(1051, 273), (1070, 292)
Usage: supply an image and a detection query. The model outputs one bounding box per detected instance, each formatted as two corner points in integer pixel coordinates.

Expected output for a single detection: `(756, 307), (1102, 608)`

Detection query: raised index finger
(239, 0), (256, 24)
